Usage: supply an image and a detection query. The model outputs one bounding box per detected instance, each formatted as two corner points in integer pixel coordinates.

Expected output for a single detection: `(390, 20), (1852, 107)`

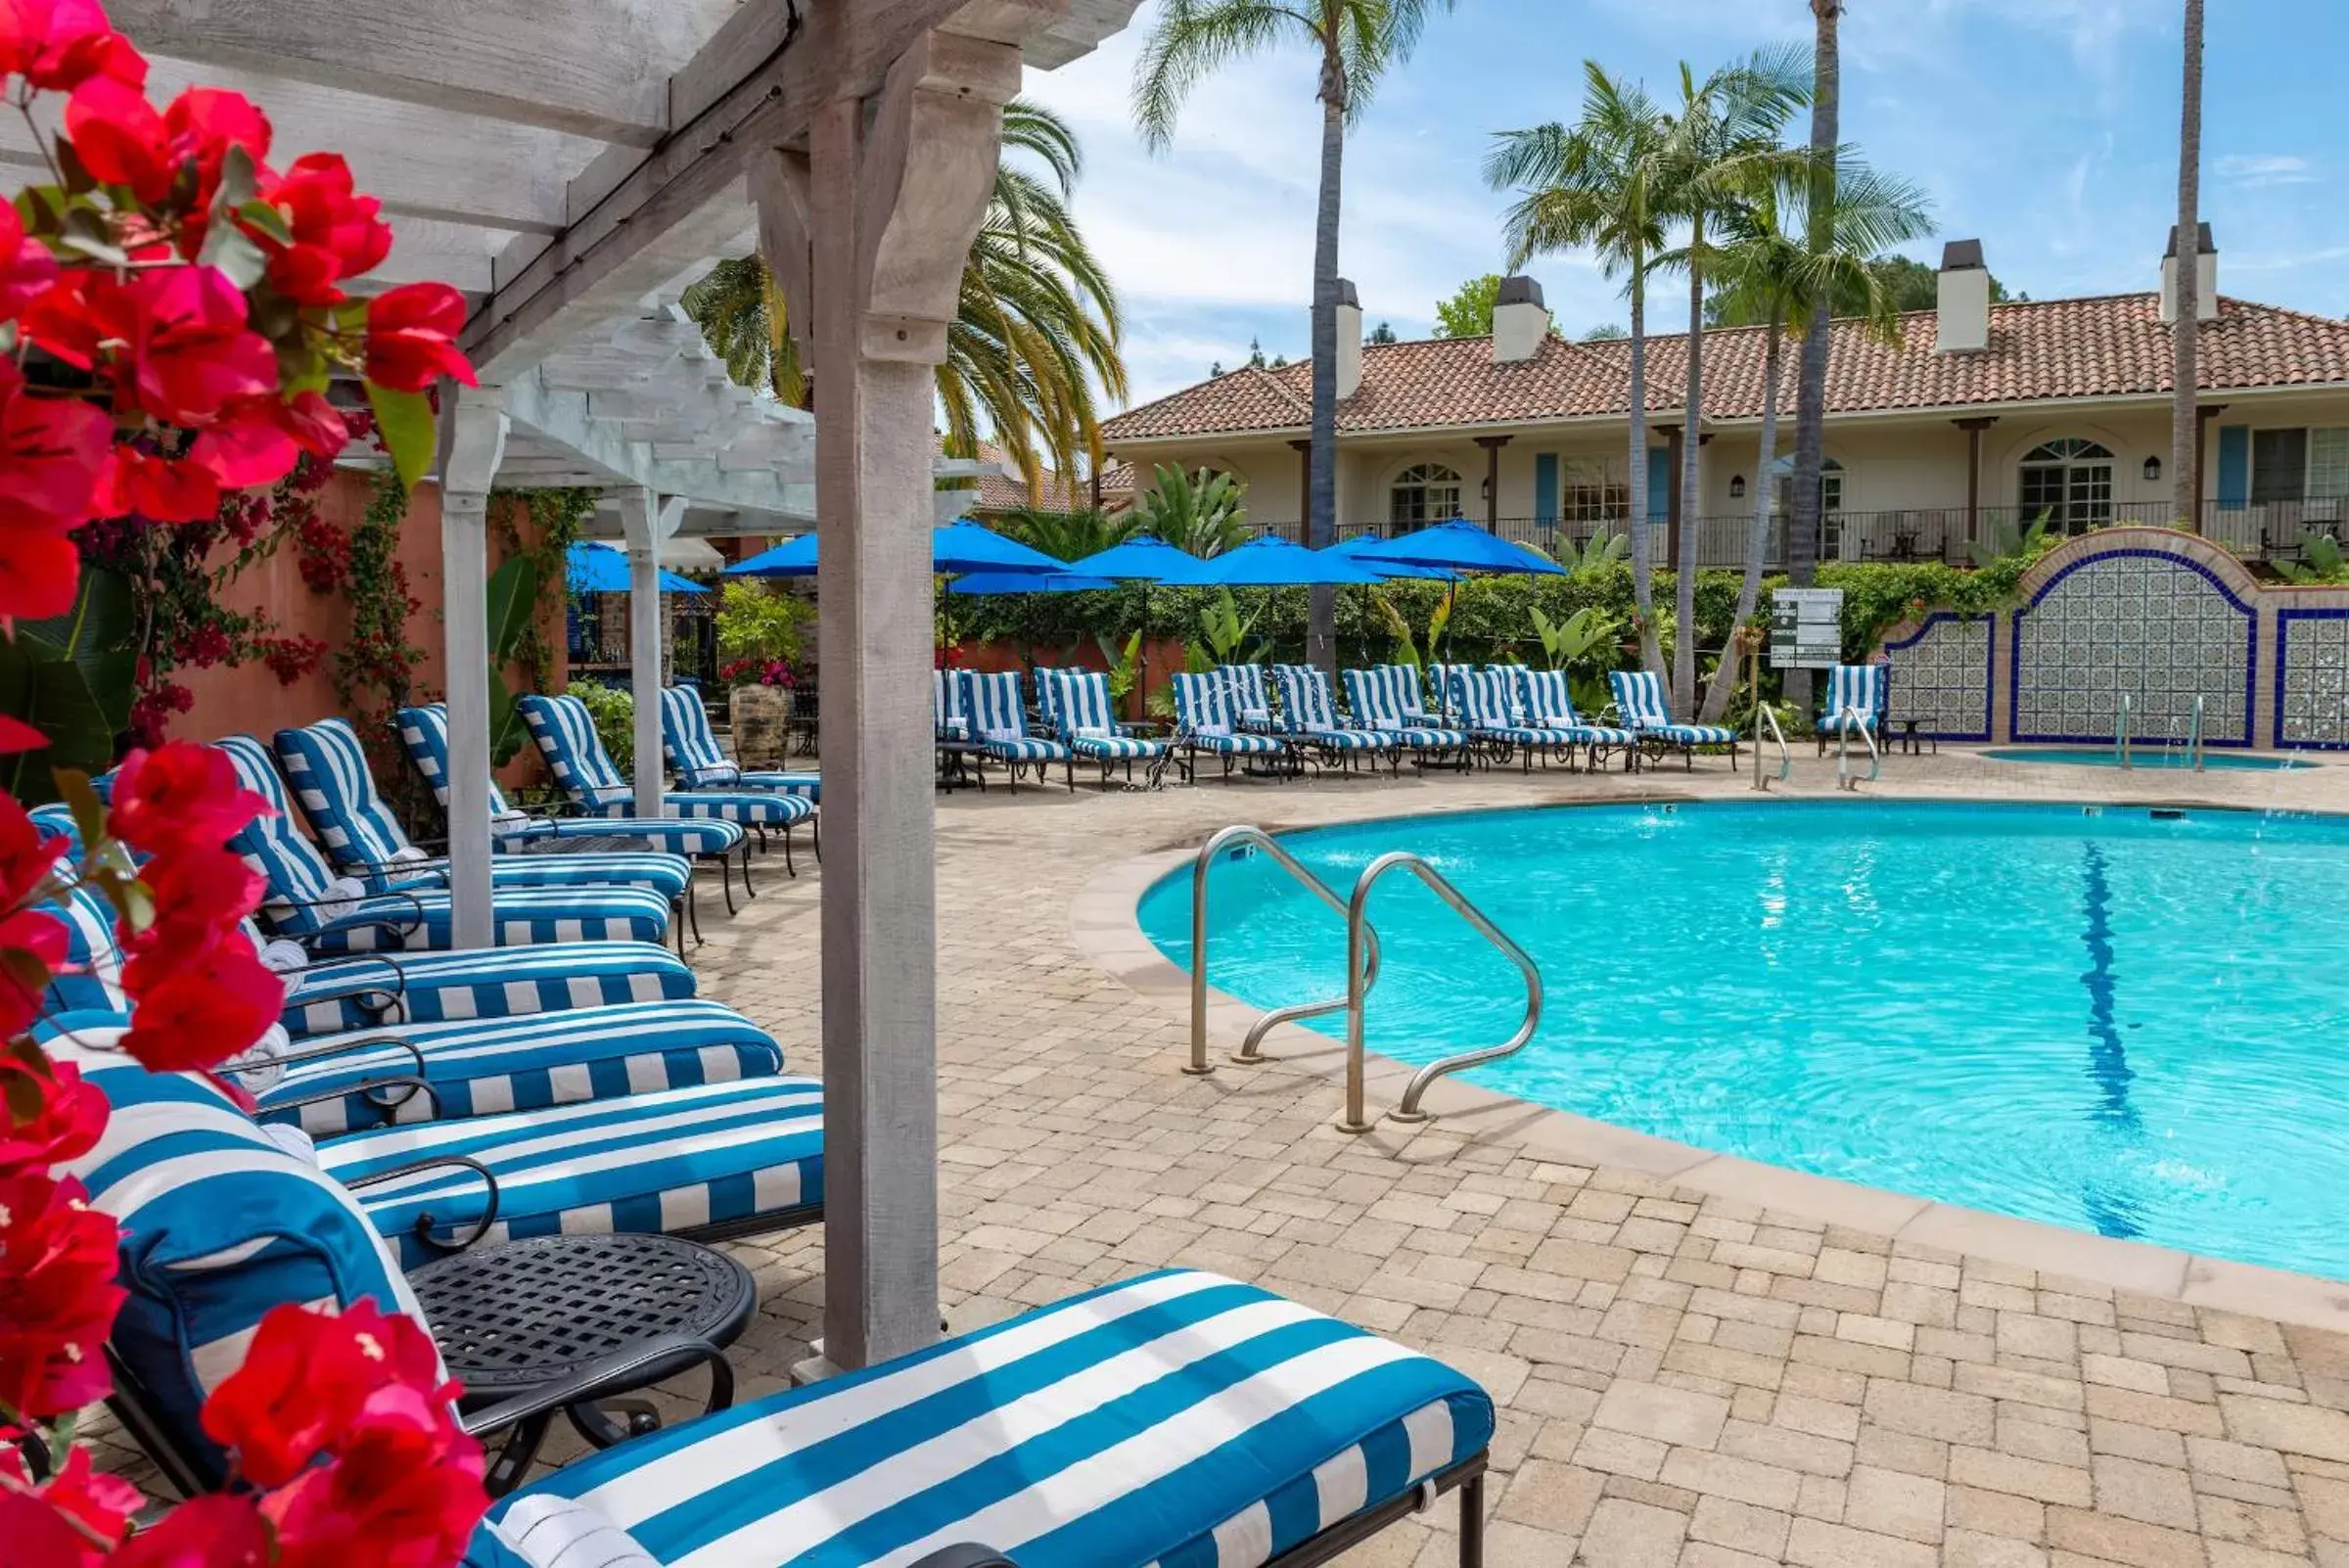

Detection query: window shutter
(2216, 426), (2250, 508)
(1534, 453), (1558, 525)
(1646, 447), (1670, 523)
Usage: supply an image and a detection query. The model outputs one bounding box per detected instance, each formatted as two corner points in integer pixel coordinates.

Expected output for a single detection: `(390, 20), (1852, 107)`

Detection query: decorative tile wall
(1882, 613), (1992, 740)
(2277, 610), (2349, 749)
(2010, 549), (2255, 746)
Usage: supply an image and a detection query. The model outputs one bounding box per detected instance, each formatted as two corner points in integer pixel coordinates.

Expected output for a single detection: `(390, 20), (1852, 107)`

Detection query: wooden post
(435, 391), (508, 948)
(755, 25), (1019, 1377)
(1954, 417), (1997, 545)
(1475, 434), (1511, 532)
(2193, 402), (2228, 531)
(619, 486), (669, 816)
(1289, 438), (1313, 539)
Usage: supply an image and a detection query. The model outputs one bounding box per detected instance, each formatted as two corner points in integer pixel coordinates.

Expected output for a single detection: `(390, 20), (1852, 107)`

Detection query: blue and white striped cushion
(962, 670), (1071, 763)
(297, 883), (674, 954)
(213, 735), (340, 924)
(401, 706), (747, 856)
(1048, 669), (1166, 762)
(659, 687), (824, 800)
(520, 693), (637, 807)
(1172, 673), (1286, 756)
(273, 717), (412, 865)
(934, 670), (969, 740)
(1820, 665), (1884, 731)
(1426, 663), (1469, 716)
(1273, 666), (1394, 751)
(257, 996), (785, 1136)
(1608, 670), (1735, 746)
(486, 1269), (1493, 1568)
(1218, 665), (1274, 727)
(1032, 667), (1065, 731)
(318, 1075), (825, 1268)
(279, 942), (695, 1037)
(1343, 669), (1470, 752)
(577, 790), (812, 828)
(58, 1041), (440, 1488)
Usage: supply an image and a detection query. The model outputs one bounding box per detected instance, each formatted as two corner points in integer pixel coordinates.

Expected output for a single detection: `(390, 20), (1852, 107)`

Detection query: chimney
(2160, 222), (2218, 324)
(1333, 278), (1362, 400)
(1934, 240), (1990, 353)
(1492, 274), (1547, 364)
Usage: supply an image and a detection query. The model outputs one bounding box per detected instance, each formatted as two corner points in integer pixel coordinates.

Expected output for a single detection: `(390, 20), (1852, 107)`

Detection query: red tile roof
(1101, 294), (2349, 442)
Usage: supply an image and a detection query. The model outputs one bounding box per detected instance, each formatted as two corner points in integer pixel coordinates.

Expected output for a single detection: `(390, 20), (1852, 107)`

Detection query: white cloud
(2217, 153), (2317, 188)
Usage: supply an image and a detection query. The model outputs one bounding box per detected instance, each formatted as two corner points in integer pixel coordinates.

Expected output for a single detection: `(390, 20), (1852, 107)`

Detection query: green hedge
(956, 550), (2050, 672)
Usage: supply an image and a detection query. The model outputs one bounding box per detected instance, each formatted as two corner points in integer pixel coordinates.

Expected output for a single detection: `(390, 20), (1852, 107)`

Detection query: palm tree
(1488, 64), (1673, 674)
(1135, 0), (1455, 674)
(1656, 47), (1811, 713)
(992, 507), (1136, 563)
(1783, 0), (1843, 714)
(681, 100), (1126, 498)
(2172, 0), (2204, 526)
(1693, 162), (1932, 724)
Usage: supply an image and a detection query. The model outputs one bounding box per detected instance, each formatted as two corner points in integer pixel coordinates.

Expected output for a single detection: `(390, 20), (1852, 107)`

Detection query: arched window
(2018, 438), (2114, 533)
(1389, 463), (1464, 528)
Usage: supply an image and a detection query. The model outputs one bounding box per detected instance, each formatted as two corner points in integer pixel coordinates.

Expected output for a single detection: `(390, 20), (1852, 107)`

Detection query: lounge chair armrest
(335, 854), (446, 880)
(341, 1154), (500, 1253)
(264, 1073), (442, 1123)
(270, 1034), (429, 1079)
(906, 1548), (1023, 1568)
(459, 1332), (733, 1443)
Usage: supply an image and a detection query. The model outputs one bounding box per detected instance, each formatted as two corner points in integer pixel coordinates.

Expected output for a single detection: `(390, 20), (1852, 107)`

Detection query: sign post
(1770, 587), (1845, 673)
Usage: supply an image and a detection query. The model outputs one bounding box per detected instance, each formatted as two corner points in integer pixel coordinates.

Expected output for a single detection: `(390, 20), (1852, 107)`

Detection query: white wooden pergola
(79, 0), (1138, 1372)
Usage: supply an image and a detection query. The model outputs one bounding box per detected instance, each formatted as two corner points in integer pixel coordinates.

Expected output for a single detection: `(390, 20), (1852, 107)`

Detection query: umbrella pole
(1137, 581), (1150, 722)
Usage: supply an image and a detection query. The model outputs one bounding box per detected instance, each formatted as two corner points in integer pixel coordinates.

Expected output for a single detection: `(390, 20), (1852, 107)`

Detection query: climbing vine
(297, 472), (426, 737)
(491, 485), (597, 695)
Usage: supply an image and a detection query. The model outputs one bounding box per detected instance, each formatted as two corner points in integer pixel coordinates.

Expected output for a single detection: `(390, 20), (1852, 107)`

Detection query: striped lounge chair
(44, 873), (785, 1138)
(1171, 669), (1290, 781)
(1344, 665), (1471, 769)
(1043, 667), (1173, 789)
(659, 685), (821, 802)
(958, 669), (1072, 792)
(934, 668), (970, 740)
(274, 716), (695, 906)
(1272, 663), (1398, 774)
(520, 692), (814, 876)
(1219, 662), (1278, 730)
(211, 737), (675, 954)
(61, 1017), (821, 1349)
(1510, 667), (1638, 772)
(1608, 669), (1741, 770)
(1032, 665), (1066, 733)
(458, 1268), (1495, 1568)
(1449, 668), (1586, 771)
(1817, 663), (1889, 756)
(26, 803), (699, 1038)
(1426, 661), (1470, 719)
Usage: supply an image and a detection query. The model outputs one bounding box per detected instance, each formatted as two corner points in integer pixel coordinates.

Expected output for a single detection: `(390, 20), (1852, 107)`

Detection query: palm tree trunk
(1306, 46), (1346, 676)
(2171, 0), (2203, 528)
(1627, 247), (1663, 674)
(1700, 308), (1782, 723)
(1674, 214), (1705, 713)
(1785, 0), (1840, 711)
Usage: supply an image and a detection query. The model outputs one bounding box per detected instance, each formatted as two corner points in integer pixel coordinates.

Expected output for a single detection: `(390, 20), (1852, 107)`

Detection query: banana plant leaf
(0, 568), (135, 803)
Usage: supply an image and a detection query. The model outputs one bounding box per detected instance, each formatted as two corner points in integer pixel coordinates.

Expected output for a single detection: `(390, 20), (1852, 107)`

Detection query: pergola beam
(105, 0), (732, 144)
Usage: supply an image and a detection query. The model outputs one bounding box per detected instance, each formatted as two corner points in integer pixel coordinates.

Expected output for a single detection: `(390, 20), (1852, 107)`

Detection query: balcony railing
(1250, 499), (2349, 570)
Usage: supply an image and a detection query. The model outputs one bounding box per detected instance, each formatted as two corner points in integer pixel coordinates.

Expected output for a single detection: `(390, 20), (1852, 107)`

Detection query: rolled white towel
(257, 940), (309, 975)
(318, 876), (367, 922)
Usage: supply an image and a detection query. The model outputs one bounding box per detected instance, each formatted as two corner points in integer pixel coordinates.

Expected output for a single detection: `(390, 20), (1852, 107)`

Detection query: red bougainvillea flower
(118, 941), (282, 1072)
(0, 1444), (143, 1568)
(109, 1493), (272, 1568)
(66, 78), (269, 213)
(118, 843), (264, 991)
(364, 283), (477, 392)
(274, 390), (349, 462)
(267, 1424), (489, 1568)
(186, 405), (299, 495)
(256, 153), (391, 305)
(0, 789), (68, 906)
(25, 266), (278, 428)
(108, 739), (270, 857)
(0, 0), (146, 94)
(0, 714), (49, 753)
(205, 1300), (461, 1490)
(0, 1170), (124, 1417)
(0, 359), (113, 528)
(0, 202), (54, 321)
(0, 1054), (107, 1170)
(0, 907), (69, 1038)
(96, 445), (218, 525)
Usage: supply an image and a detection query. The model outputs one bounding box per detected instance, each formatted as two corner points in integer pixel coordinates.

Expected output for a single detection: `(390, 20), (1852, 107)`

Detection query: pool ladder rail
(1185, 824), (1543, 1133)
(1834, 707), (1880, 791)
(2114, 694), (2208, 771)
(1753, 705), (1790, 792)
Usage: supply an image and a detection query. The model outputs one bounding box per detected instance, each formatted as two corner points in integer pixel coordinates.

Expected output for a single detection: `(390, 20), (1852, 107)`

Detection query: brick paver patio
(97, 747), (2349, 1565)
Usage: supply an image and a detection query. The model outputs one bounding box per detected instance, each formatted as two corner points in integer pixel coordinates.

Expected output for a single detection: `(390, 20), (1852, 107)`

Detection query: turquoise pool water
(1139, 801), (2349, 1278)
(1982, 746), (2310, 772)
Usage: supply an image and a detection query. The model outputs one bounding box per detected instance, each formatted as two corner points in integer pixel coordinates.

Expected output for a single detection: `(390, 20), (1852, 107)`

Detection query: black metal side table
(411, 1233), (756, 1482)
(1890, 718), (1936, 756)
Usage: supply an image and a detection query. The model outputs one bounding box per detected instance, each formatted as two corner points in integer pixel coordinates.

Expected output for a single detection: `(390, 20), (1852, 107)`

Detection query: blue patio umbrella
(567, 540), (710, 595)
(1329, 532), (1451, 580)
(1153, 535), (1390, 587)
(946, 571), (1120, 595)
(724, 523), (1075, 580)
(1066, 535), (1200, 581)
(1353, 519), (1566, 576)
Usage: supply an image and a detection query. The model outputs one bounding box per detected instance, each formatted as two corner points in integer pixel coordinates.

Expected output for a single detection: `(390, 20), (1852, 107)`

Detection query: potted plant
(716, 580), (811, 765)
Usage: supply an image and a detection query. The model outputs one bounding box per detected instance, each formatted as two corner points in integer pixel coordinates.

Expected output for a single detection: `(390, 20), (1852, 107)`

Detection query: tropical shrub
(1130, 464), (1250, 557)
(571, 680), (636, 775)
(715, 581), (813, 679)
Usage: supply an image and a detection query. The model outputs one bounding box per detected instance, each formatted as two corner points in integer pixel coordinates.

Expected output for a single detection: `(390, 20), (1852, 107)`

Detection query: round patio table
(411, 1232), (755, 1460)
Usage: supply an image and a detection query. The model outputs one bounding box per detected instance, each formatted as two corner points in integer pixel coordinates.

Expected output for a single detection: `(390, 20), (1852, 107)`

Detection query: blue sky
(1020, 0), (2347, 410)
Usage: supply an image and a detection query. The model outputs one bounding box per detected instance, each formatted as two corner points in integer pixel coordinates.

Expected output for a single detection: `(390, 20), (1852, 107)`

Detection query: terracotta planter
(729, 683), (790, 767)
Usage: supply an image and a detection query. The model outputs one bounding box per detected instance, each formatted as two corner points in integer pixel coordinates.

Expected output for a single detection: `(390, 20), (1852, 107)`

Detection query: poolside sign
(1771, 588), (1844, 669)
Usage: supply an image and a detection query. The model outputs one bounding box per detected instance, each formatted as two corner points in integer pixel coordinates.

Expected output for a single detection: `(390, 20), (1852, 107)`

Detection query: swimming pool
(1981, 746), (2310, 771)
(1139, 801), (2349, 1279)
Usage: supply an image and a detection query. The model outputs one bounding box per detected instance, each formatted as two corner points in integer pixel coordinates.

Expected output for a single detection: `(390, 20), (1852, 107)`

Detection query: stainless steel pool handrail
(1187, 824), (1381, 1074)
(1342, 851), (1543, 1132)
(2188, 695), (2207, 772)
(1834, 708), (1881, 790)
(2116, 694), (2134, 769)
(1753, 704), (1790, 791)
